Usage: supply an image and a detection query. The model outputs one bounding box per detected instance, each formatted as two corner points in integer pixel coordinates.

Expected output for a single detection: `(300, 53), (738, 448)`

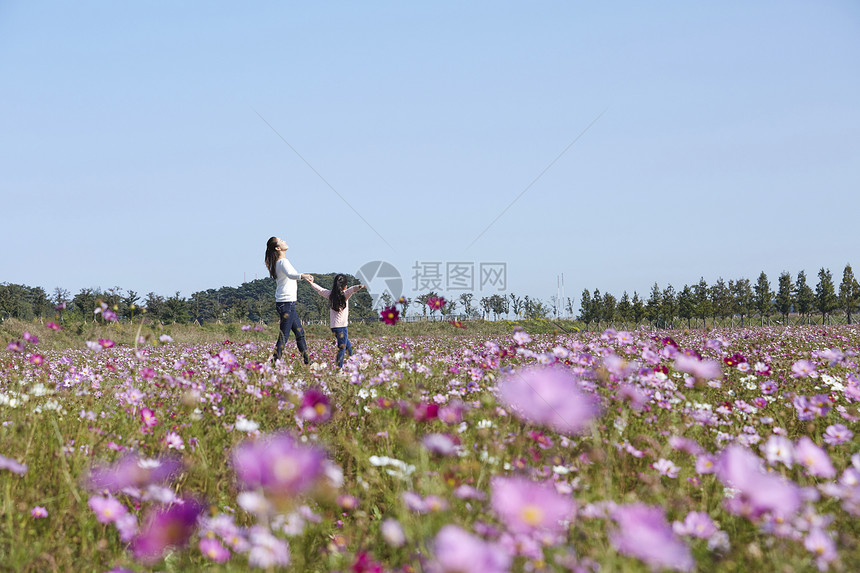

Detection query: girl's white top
(309, 282), (363, 328)
(275, 258), (302, 302)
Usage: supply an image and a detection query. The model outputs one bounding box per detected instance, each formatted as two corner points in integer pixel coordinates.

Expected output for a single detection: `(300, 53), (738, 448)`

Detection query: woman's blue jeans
(274, 301), (307, 362)
(331, 326), (353, 367)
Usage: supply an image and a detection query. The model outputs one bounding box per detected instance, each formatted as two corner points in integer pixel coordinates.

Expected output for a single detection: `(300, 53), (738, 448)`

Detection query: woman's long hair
(329, 274), (348, 312)
(265, 237), (280, 279)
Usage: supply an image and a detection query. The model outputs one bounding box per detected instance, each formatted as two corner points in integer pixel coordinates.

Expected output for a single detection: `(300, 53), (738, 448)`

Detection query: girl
(264, 236), (312, 365)
(305, 273), (366, 367)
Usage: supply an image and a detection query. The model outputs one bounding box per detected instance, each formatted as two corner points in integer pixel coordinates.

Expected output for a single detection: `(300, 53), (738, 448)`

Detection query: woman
(264, 236), (312, 365)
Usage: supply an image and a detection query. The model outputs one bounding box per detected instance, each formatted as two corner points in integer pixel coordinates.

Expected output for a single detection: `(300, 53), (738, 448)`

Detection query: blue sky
(2, 1), (859, 311)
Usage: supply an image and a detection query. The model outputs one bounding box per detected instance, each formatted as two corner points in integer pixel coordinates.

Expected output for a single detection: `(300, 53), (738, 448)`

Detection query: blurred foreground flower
(232, 432), (329, 501)
(432, 524), (511, 573)
(491, 475), (574, 535)
(132, 497), (204, 564)
(0, 454), (28, 475)
(299, 387), (332, 423)
(611, 503), (694, 572)
(497, 366), (600, 435)
(87, 454), (182, 492)
(716, 445), (802, 519)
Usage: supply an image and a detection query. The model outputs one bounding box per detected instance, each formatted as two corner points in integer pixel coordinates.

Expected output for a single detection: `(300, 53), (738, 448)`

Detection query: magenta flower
(610, 504), (695, 572)
(422, 433), (459, 456)
(794, 437), (836, 478)
(231, 432), (327, 499)
(433, 524), (511, 573)
(427, 296), (447, 310)
(299, 387), (332, 423)
(652, 458), (680, 478)
(497, 366), (600, 435)
(6, 341), (24, 353)
(380, 305), (400, 325)
(200, 537), (231, 563)
(30, 506), (48, 518)
(46, 322), (62, 331)
(140, 407), (158, 428)
(98, 338), (115, 349)
(715, 445), (802, 519)
(132, 498), (204, 564)
(490, 475), (574, 534)
(823, 424), (853, 446)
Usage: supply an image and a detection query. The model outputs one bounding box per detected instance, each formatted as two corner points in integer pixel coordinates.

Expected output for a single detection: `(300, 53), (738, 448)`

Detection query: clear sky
(2, 1), (859, 310)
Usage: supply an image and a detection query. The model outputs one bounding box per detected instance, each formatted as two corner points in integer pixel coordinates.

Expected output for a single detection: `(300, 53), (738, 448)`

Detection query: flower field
(1, 323), (859, 572)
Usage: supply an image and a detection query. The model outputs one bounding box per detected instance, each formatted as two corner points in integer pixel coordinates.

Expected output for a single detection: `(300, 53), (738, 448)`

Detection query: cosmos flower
(231, 432), (327, 499)
(88, 494), (128, 524)
(432, 524), (511, 573)
(199, 537), (231, 563)
(610, 503), (694, 572)
(794, 437), (836, 478)
(715, 445), (802, 519)
(490, 475), (574, 534)
(299, 387), (332, 423)
(380, 306), (400, 325)
(823, 424), (853, 446)
(427, 296), (447, 310)
(87, 454), (182, 492)
(497, 366), (600, 435)
(30, 506), (48, 518)
(132, 498), (205, 564)
(380, 518), (406, 547)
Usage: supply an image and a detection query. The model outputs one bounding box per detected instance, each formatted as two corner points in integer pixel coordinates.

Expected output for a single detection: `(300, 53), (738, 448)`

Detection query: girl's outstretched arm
(308, 281), (332, 298)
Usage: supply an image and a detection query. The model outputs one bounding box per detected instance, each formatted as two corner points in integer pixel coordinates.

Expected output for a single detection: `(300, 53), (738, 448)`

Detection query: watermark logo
(356, 261), (403, 309)
(412, 261), (507, 292)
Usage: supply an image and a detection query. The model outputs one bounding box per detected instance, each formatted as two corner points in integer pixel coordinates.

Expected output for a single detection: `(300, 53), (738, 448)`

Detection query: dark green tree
(794, 271), (815, 325)
(815, 268), (839, 325)
(839, 264), (860, 325)
(678, 285), (695, 328)
(775, 271), (793, 324)
(579, 289), (593, 329)
(753, 272), (773, 325)
(693, 278), (711, 328)
(645, 283), (662, 327)
(631, 292), (645, 324)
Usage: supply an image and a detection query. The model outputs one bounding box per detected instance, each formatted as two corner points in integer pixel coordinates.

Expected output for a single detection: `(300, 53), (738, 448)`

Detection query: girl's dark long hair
(265, 237), (280, 279)
(330, 274), (348, 312)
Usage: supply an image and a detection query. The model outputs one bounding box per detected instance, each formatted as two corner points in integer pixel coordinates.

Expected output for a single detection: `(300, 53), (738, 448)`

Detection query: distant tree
(775, 271), (793, 324)
(617, 291), (631, 325)
(441, 298), (458, 317)
(678, 285), (695, 328)
(479, 296), (491, 319)
(753, 272), (773, 325)
(794, 270), (815, 324)
(661, 285), (677, 328)
(145, 292), (166, 321)
(730, 278), (753, 326)
(815, 268), (839, 325)
(631, 291), (645, 324)
(709, 278), (731, 326)
(839, 264), (860, 325)
(122, 290), (141, 320)
(459, 293), (476, 318)
(591, 289), (602, 329)
(565, 297), (576, 318)
(602, 292), (617, 324)
(693, 278), (711, 328)
(509, 293), (523, 319)
(415, 292), (438, 317)
(579, 289), (593, 329)
(645, 283), (662, 327)
(524, 296), (550, 320)
(72, 288), (100, 321)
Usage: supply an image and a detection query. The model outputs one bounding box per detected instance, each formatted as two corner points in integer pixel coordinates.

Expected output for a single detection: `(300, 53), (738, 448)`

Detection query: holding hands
(301, 274), (314, 283)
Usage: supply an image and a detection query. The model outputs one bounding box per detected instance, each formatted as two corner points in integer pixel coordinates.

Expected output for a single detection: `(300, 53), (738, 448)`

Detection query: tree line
(0, 275), (375, 325)
(578, 265), (860, 330)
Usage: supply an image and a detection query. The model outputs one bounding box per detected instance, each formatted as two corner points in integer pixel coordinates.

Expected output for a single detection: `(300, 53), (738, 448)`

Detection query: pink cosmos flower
(200, 537), (231, 563)
(164, 432), (184, 450)
(674, 355), (722, 381)
(652, 458), (680, 478)
(422, 433), (459, 456)
(761, 435), (794, 468)
(6, 341), (25, 352)
(804, 528), (837, 570)
(247, 527), (290, 568)
(132, 498), (204, 564)
(791, 359), (817, 378)
(31, 506), (48, 518)
(433, 524), (511, 573)
(98, 338), (115, 349)
(610, 503), (694, 572)
(140, 408), (158, 428)
(794, 437), (836, 478)
(716, 445), (802, 519)
(672, 511), (717, 539)
(380, 518), (406, 547)
(46, 322), (62, 331)
(231, 432), (327, 499)
(427, 296), (447, 310)
(87, 454), (182, 492)
(490, 476), (574, 534)
(0, 454), (28, 475)
(88, 494), (128, 524)
(823, 424), (853, 446)
(497, 366), (601, 435)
